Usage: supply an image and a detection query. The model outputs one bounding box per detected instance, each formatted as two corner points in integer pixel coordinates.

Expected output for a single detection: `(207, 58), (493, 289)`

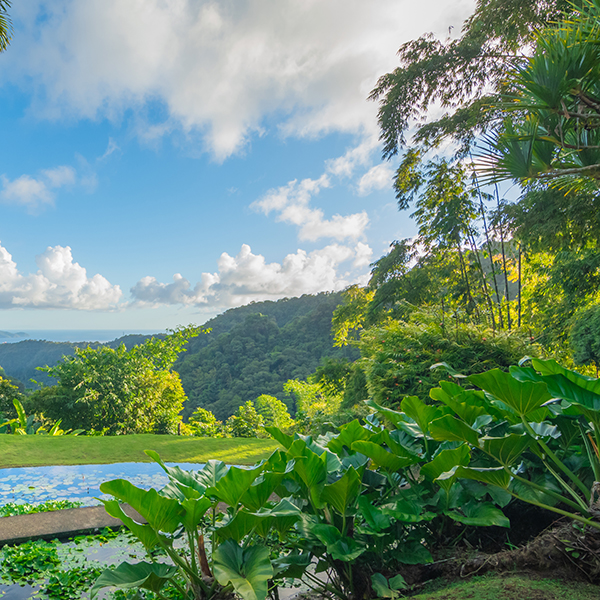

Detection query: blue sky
(0, 0), (474, 331)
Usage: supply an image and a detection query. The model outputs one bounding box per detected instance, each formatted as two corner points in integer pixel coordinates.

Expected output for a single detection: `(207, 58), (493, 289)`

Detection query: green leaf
(421, 444), (471, 492)
(91, 561), (177, 599)
(217, 511), (261, 543)
(197, 460), (229, 489)
(208, 465), (263, 507)
(389, 574), (408, 590)
(449, 466), (511, 489)
(480, 434), (530, 467)
(352, 440), (417, 471)
(213, 539), (273, 600)
(288, 440), (328, 508)
(365, 398), (405, 428)
(309, 524), (366, 562)
(383, 498), (436, 523)
(272, 553), (311, 579)
(12, 398), (27, 430)
(445, 501), (509, 528)
(100, 480), (183, 533)
(393, 540), (432, 565)
(264, 426), (294, 449)
(468, 369), (551, 418)
(320, 467), (361, 516)
(429, 415), (480, 446)
(181, 496), (212, 531)
(241, 472), (285, 512)
(401, 396), (441, 435)
(145, 450), (206, 497)
(431, 383), (492, 428)
(102, 500), (164, 551)
(371, 573), (397, 598)
(327, 420), (372, 456)
(358, 496), (391, 532)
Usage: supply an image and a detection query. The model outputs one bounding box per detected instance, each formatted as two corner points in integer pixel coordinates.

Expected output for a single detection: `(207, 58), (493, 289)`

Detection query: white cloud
(4, 0), (474, 159)
(0, 165), (77, 212)
(0, 241), (122, 309)
(131, 242), (371, 309)
(357, 163), (395, 196)
(252, 174), (369, 242)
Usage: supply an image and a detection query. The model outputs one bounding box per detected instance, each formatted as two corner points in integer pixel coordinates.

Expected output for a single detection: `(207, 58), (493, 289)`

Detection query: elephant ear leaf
(213, 539), (273, 600)
(90, 561), (177, 599)
(468, 369), (551, 418)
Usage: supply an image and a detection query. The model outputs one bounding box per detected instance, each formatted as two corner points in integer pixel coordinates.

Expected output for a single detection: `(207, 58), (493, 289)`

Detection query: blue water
(0, 330), (162, 344)
(0, 462), (206, 506)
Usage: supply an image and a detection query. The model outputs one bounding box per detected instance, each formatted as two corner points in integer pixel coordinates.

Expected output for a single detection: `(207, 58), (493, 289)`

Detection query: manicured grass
(0, 435), (280, 468)
(410, 574), (599, 599)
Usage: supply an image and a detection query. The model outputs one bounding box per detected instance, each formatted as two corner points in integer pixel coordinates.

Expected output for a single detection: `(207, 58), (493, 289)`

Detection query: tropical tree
(32, 326), (201, 434)
(0, 1), (11, 53)
(254, 395), (294, 431)
(371, 0), (572, 159)
(480, 0), (600, 190)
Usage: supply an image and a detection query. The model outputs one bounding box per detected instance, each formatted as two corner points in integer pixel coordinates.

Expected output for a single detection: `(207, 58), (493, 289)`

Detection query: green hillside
(0, 292), (355, 419)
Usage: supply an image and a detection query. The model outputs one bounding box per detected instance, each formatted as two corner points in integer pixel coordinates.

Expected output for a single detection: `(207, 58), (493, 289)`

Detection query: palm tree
(0, 1), (11, 53)
(478, 1), (600, 192)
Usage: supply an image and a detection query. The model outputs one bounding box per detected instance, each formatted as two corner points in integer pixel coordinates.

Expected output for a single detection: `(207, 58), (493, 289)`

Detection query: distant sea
(0, 330), (162, 344)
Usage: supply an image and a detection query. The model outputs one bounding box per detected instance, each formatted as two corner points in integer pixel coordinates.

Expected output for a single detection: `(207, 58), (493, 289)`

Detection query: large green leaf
(272, 553), (312, 579)
(445, 501), (509, 528)
(480, 434), (530, 467)
(102, 500), (164, 551)
(448, 466), (511, 489)
(287, 440), (327, 508)
(358, 496), (391, 532)
(181, 496), (212, 531)
(327, 420), (372, 456)
(217, 511), (261, 543)
(421, 444), (470, 493)
(90, 561), (177, 599)
(145, 450), (206, 497)
(208, 465), (263, 507)
(393, 540), (433, 565)
(365, 399), (405, 427)
(309, 524), (365, 562)
(100, 480), (183, 533)
(468, 369), (551, 418)
(241, 472), (285, 512)
(383, 498), (436, 523)
(213, 540), (273, 600)
(264, 426), (294, 449)
(197, 460), (229, 489)
(351, 441), (414, 471)
(320, 467), (361, 516)
(429, 415), (480, 446)
(251, 498), (302, 536)
(431, 383), (493, 427)
(401, 396), (441, 435)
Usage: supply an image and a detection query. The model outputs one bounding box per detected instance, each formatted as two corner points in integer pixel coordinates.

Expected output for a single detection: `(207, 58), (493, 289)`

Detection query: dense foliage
(28, 327), (200, 435)
(176, 293), (357, 420)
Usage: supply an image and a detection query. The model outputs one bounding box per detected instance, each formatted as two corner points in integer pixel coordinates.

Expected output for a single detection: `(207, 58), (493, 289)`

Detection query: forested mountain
(0, 292), (354, 418)
(176, 293), (357, 420)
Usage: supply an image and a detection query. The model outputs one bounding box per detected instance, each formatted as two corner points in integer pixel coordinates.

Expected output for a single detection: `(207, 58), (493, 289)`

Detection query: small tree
(571, 305), (600, 376)
(189, 407), (223, 437)
(225, 401), (264, 438)
(254, 395), (294, 432)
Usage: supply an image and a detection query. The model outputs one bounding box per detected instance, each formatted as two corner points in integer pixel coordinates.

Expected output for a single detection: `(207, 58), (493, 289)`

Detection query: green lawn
(0, 435), (280, 468)
(410, 574), (599, 600)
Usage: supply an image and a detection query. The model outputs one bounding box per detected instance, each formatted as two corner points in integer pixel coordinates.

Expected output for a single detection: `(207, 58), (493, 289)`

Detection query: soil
(401, 519), (600, 592)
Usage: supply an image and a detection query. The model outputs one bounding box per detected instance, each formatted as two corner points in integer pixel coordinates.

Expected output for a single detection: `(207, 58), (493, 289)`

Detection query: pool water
(0, 462), (205, 506)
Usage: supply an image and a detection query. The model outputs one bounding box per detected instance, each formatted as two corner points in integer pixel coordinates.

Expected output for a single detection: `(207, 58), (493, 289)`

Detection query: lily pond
(0, 462), (206, 599)
(0, 462), (206, 506)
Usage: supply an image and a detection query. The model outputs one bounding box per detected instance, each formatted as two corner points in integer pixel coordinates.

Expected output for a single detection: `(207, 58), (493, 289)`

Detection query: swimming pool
(0, 462), (205, 506)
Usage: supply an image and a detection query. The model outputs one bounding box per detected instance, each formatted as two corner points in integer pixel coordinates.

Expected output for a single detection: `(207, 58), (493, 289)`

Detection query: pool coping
(0, 504), (145, 546)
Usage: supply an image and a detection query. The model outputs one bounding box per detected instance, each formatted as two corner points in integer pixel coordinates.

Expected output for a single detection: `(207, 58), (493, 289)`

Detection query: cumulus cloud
(131, 242), (372, 309)
(0, 165), (77, 212)
(357, 163), (395, 196)
(4, 0), (472, 159)
(0, 241), (122, 309)
(252, 174), (369, 242)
